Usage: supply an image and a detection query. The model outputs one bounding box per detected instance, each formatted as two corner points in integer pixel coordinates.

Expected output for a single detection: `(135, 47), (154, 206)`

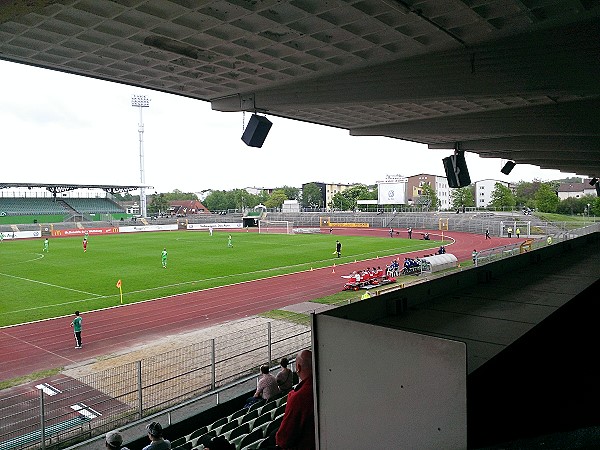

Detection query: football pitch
(0, 230), (438, 327)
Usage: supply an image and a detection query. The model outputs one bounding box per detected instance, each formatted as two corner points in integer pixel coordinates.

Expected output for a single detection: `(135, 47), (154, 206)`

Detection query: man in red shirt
(276, 350), (315, 450)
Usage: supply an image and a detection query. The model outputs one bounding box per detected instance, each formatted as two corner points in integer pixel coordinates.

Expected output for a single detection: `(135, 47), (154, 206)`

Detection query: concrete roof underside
(1, 1), (599, 176)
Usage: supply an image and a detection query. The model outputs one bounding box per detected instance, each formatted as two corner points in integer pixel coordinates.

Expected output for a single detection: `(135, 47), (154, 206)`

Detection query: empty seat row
(175, 395), (288, 450)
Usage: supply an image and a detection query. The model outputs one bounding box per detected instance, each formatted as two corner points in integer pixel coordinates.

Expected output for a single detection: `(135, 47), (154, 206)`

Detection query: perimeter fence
(474, 222), (600, 266)
(0, 318), (314, 450)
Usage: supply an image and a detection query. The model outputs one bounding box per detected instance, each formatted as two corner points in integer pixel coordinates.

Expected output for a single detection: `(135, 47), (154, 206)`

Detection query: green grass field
(0, 231), (439, 327)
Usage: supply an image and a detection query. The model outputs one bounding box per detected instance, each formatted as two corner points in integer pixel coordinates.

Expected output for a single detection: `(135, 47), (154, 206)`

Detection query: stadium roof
(0, 1), (598, 176)
(0, 182), (153, 195)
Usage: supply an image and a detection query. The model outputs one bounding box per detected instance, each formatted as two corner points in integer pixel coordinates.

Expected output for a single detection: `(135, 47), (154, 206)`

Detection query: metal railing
(474, 222), (600, 267)
(0, 320), (312, 450)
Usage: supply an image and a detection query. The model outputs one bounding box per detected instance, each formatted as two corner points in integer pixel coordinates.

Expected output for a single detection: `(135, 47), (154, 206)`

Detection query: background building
(407, 174), (449, 209)
(475, 179), (509, 207)
(557, 179), (597, 200)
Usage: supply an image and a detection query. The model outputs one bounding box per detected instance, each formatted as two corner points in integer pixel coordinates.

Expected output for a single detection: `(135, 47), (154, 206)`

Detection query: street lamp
(132, 95), (150, 218)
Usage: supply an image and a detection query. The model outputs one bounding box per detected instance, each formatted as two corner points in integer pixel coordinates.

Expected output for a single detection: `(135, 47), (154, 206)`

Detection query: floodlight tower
(132, 95), (150, 218)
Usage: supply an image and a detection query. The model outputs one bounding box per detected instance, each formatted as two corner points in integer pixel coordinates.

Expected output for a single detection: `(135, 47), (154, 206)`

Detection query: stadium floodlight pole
(132, 94), (150, 218)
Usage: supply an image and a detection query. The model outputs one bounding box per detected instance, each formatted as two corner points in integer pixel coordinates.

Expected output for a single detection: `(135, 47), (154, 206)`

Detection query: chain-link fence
(0, 320), (311, 450)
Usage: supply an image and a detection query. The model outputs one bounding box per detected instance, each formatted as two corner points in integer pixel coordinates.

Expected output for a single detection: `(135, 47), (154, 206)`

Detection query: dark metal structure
(0, 182), (152, 198)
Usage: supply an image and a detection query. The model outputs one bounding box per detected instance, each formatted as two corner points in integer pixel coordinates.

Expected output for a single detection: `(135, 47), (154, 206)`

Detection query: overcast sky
(0, 60), (579, 195)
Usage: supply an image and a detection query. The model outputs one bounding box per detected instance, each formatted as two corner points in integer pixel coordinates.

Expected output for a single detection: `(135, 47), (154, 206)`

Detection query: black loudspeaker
(589, 177), (598, 186)
(241, 114), (272, 148)
(443, 152), (471, 188)
(501, 160), (516, 175)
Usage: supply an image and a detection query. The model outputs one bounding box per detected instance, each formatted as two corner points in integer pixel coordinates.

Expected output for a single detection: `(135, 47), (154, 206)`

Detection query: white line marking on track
(0, 331), (77, 364)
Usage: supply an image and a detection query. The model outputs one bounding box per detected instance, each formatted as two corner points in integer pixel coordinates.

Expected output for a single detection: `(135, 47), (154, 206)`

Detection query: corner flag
(116, 279), (123, 304)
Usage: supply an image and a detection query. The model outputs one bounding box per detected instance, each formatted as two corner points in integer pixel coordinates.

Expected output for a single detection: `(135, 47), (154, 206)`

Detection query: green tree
(590, 197), (600, 217)
(162, 189), (198, 201)
(534, 183), (559, 213)
(279, 186), (300, 201)
(514, 181), (541, 208)
(449, 186), (474, 209)
(113, 192), (135, 201)
(362, 185), (379, 201)
(490, 183), (516, 210)
(265, 189), (288, 209)
(556, 197), (582, 215)
(231, 189), (258, 211)
(416, 183), (439, 210)
(203, 190), (232, 211)
(302, 183), (323, 208)
(148, 193), (170, 214)
(331, 184), (370, 210)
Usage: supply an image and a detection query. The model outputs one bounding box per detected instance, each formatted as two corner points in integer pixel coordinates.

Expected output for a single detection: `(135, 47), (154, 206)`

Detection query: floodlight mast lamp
(132, 95), (150, 218)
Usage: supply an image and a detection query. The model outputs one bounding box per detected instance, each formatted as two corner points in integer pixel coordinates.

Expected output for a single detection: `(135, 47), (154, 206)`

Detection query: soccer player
(0, 232), (4, 243)
(82, 238), (88, 252)
(71, 311), (83, 348)
(227, 234), (233, 248)
(43, 238), (49, 252)
(208, 226), (213, 236)
(161, 248), (168, 268)
(335, 240), (342, 258)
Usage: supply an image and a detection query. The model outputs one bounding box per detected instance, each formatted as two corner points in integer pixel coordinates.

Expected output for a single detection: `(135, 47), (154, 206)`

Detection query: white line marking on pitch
(0, 272), (102, 297)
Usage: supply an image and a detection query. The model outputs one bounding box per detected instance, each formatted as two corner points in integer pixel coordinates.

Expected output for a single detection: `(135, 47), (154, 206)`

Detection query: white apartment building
(435, 176), (450, 210)
(475, 179), (508, 207)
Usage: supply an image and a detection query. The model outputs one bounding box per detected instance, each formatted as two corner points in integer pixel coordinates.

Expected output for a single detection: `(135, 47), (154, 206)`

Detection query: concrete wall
(313, 315), (467, 449)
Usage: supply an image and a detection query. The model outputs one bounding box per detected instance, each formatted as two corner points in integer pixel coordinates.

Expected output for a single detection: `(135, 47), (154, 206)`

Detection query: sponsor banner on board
(52, 228), (119, 237)
(187, 223), (243, 230)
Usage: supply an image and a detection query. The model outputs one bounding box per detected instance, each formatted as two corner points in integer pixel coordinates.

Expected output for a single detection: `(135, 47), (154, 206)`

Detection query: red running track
(0, 229), (512, 381)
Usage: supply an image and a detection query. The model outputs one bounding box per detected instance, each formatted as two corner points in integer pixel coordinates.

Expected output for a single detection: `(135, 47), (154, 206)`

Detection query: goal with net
(258, 220), (293, 234)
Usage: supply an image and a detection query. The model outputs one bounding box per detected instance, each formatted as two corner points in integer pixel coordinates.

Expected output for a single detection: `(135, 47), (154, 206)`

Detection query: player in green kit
(43, 238), (49, 252)
(161, 248), (168, 268)
(71, 311), (83, 348)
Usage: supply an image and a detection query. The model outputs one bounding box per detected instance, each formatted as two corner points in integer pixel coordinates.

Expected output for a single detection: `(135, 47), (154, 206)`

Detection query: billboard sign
(378, 182), (407, 204)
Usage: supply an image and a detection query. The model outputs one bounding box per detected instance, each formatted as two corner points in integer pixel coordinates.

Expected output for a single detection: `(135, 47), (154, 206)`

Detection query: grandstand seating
(156, 393), (288, 450)
(0, 198), (66, 215)
(62, 198), (123, 214)
(0, 197), (124, 216)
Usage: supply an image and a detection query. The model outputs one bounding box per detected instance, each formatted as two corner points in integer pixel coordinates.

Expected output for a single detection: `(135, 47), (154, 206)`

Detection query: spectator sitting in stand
(276, 350), (316, 450)
(106, 431), (129, 450)
(245, 365), (280, 408)
(276, 357), (294, 394)
(142, 422), (170, 450)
